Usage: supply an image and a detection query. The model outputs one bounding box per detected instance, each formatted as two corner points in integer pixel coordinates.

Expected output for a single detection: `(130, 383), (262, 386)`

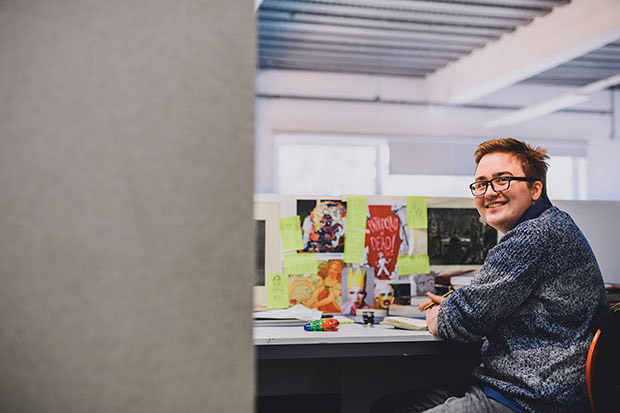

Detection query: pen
(423, 289), (454, 311)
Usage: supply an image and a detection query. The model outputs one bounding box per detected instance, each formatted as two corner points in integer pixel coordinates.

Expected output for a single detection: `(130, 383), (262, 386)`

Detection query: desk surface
(254, 323), (440, 346)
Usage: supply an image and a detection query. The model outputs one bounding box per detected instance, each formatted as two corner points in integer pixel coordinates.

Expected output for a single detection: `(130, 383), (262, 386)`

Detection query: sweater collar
(517, 195), (552, 225)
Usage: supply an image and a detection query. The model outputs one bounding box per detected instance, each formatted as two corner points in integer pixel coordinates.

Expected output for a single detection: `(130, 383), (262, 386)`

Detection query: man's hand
(417, 292), (446, 336)
(425, 304), (440, 336)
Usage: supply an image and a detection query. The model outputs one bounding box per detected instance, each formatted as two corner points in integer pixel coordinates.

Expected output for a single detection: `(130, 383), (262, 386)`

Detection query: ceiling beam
(485, 73), (620, 128)
(425, 0), (620, 104)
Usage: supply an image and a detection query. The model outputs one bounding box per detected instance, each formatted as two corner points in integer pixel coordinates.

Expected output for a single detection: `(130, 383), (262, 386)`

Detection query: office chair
(586, 328), (619, 413)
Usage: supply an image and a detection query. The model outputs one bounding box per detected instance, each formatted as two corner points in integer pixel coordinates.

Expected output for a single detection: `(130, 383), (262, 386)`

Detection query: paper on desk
(252, 304), (322, 321)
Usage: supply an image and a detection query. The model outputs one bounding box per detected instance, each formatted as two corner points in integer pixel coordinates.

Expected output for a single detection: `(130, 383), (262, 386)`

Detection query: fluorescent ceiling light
(485, 73), (620, 129)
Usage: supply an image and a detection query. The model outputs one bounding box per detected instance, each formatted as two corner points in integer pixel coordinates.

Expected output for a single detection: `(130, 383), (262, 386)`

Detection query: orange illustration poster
(288, 259), (344, 313)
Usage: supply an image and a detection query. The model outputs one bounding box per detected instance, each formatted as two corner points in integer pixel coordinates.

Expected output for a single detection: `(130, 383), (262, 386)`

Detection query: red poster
(366, 205), (402, 280)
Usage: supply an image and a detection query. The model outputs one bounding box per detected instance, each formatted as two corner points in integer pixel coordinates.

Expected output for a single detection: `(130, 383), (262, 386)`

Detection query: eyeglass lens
(472, 177), (511, 195)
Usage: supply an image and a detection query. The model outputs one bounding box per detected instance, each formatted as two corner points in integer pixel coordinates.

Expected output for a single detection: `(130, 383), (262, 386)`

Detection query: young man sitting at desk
(372, 138), (608, 413)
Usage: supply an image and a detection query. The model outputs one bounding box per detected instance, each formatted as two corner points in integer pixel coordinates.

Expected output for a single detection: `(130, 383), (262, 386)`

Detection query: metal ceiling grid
(257, 0), (570, 78)
(521, 40), (620, 87)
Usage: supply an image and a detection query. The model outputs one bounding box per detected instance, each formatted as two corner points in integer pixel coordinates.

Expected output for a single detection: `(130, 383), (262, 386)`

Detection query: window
(547, 155), (586, 200)
(275, 135), (587, 200)
(381, 174), (472, 197)
(276, 138), (384, 195)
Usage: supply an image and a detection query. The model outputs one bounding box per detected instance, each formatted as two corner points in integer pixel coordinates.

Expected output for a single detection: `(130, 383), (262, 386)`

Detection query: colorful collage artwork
(266, 196), (492, 313)
(276, 199), (415, 313)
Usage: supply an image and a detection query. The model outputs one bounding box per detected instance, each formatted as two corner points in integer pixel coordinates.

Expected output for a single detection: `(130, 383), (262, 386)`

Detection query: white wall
(256, 70), (620, 200)
(555, 200), (620, 284)
(0, 2), (254, 412)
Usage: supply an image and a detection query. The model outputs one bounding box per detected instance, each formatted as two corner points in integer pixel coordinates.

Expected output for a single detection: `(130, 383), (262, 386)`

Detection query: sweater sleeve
(437, 222), (550, 342)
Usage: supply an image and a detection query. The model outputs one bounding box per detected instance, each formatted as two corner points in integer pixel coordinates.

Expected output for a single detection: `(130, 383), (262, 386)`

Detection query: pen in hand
(422, 289), (454, 311)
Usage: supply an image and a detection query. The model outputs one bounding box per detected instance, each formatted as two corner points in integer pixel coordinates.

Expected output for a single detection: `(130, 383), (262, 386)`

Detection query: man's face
(347, 286), (366, 307)
(474, 152), (542, 233)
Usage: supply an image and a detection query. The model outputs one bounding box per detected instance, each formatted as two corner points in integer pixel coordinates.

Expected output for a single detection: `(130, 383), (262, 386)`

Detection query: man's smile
(486, 201), (506, 209)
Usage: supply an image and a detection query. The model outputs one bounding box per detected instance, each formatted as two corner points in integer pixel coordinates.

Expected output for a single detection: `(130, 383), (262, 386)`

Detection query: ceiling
(526, 39), (620, 86)
(256, 0), (620, 95)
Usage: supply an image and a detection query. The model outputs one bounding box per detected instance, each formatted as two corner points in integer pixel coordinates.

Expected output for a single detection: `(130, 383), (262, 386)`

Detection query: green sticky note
(279, 216), (304, 252)
(407, 196), (428, 229)
(344, 228), (366, 264)
(347, 196), (367, 230)
(283, 253), (317, 275)
(397, 255), (415, 275)
(412, 254), (430, 274)
(267, 273), (289, 309)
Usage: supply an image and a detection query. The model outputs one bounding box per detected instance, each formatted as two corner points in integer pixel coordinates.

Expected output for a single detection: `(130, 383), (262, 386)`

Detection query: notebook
(382, 316), (427, 331)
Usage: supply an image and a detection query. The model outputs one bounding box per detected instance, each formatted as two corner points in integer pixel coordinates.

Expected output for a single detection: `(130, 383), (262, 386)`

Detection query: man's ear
(532, 180), (543, 201)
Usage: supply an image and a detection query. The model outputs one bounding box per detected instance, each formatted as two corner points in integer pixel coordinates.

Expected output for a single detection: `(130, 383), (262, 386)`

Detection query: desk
(255, 323), (480, 413)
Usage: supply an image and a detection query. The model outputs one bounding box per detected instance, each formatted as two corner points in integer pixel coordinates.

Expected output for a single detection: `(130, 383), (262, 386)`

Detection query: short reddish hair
(475, 138), (550, 197)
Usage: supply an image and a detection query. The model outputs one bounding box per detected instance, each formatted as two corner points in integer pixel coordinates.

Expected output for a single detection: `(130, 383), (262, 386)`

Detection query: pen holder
(354, 308), (386, 325)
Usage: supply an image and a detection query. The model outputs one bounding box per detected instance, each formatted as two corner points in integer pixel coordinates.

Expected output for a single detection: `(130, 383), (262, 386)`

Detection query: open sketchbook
(382, 316), (427, 331)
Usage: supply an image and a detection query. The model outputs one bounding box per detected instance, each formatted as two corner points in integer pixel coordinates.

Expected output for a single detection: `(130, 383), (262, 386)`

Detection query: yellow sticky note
(279, 216), (304, 252)
(397, 255), (415, 275)
(412, 254), (430, 274)
(407, 196), (428, 229)
(267, 273), (289, 308)
(344, 228), (366, 264)
(346, 196), (367, 230)
(283, 253), (317, 275)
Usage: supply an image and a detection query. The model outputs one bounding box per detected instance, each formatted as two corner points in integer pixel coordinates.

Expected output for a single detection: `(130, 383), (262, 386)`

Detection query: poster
(297, 199), (346, 253)
(340, 264), (374, 316)
(288, 259), (344, 313)
(374, 281), (411, 310)
(365, 205), (410, 280)
(427, 208), (497, 265)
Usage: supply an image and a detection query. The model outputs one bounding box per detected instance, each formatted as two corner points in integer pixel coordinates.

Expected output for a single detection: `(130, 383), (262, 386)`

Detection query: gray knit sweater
(437, 206), (608, 413)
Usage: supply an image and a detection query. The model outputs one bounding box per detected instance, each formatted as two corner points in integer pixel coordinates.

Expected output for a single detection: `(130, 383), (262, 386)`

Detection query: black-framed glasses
(469, 176), (537, 196)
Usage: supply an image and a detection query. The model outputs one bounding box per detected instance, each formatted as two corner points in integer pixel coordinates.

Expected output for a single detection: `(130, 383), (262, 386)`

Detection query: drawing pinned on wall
(279, 215), (304, 252)
(267, 273), (289, 309)
(340, 264), (374, 316)
(413, 272), (436, 296)
(283, 253), (318, 275)
(407, 196), (428, 229)
(343, 196), (368, 264)
(365, 205), (410, 280)
(288, 259), (343, 313)
(297, 199), (346, 253)
(427, 208), (497, 265)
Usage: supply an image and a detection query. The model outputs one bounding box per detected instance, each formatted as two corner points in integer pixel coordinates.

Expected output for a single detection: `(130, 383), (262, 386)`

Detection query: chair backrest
(586, 329), (601, 413)
(586, 328), (618, 413)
